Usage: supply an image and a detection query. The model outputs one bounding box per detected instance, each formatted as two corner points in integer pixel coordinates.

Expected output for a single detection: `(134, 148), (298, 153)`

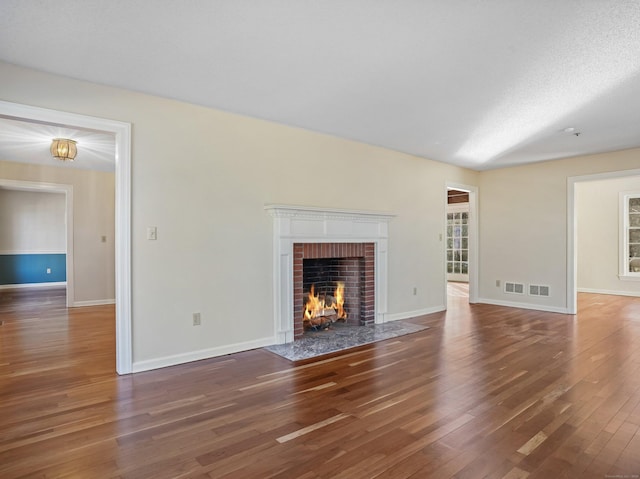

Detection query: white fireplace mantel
(265, 204), (395, 344)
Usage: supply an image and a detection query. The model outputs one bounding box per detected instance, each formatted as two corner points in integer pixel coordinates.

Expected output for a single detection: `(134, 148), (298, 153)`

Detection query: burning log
(303, 313), (337, 331)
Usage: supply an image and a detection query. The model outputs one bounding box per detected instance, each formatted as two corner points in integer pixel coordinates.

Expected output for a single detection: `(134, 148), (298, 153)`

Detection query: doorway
(446, 193), (469, 283)
(445, 182), (478, 306)
(568, 169), (640, 313)
(0, 100), (132, 374)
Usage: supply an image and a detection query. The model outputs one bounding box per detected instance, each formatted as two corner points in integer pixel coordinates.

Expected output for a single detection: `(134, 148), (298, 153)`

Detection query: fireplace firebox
(293, 242), (375, 339)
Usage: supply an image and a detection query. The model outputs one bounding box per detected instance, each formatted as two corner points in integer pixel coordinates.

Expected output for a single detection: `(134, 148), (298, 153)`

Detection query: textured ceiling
(1, 0), (640, 171)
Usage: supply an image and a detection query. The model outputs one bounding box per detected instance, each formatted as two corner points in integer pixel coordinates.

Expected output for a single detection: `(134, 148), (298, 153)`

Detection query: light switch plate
(146, 226), (157, 240)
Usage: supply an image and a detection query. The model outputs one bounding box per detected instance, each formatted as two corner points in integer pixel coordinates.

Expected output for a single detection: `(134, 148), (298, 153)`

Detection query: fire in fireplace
(303, 282), (347, 331)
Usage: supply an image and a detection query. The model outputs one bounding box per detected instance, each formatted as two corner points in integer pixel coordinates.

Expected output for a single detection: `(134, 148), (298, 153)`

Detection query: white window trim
(619, 192), (640, 281)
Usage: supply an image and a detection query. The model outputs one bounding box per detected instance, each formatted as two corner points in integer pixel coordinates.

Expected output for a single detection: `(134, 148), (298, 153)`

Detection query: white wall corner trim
(265, 204), (395, 344)
(478, 297), (571, 314)
(132, 336), (275, 373)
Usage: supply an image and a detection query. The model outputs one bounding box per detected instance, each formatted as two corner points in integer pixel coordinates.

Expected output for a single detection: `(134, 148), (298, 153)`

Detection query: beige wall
(576, 175), (640, 296)
(4, 61), (640, 370)
(479, 151), (640, 311)
(0, 62), (479, 369)
(0, 189), (65, 253)
(0, 160), (115, 302)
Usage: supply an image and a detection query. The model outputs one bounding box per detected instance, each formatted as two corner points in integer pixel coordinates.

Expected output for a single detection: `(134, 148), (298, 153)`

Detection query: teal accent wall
(0, 254), (66, 285)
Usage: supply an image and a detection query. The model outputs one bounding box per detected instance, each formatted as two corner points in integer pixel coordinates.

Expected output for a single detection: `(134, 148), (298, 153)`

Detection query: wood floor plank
(2, 286), (640, 478)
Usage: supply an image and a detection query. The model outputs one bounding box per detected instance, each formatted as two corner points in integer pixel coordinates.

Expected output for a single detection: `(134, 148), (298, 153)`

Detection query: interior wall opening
(568, 168), (640, 314)
(0, 100), (131, 374)
(444, 183), (478, 307)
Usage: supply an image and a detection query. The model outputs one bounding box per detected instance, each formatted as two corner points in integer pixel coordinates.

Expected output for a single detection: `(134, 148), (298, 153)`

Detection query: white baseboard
(577, 288), (640, 297)
(132, 336), (275, 373)
(0, 281), (66, 290)
(477, 297), (570, 314)
(383, 305), (446, 322)
(73, 299), (116, 307)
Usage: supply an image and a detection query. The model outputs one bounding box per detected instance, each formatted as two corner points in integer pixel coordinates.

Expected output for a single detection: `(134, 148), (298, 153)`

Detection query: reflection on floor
(266, 282), (469, 362)
(447, 281), (469, 298)
(264, 320), (428, 361)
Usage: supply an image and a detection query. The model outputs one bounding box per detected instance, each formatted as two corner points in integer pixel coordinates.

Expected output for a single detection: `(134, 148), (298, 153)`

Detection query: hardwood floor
(447, 281), (469, 298)
(1, 287), (640, 478)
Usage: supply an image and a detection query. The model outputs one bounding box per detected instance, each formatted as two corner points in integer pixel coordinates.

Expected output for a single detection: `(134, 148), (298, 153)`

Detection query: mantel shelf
(264, 204), (395, 223)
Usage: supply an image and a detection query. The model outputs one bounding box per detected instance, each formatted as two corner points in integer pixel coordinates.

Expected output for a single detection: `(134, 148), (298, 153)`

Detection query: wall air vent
(529, 284), (550, 297)
(505, 282), (524, 294)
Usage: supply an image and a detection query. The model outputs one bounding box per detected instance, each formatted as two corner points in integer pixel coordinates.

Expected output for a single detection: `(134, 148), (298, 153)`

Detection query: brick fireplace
(294, 242), (375, 339)
(265, 205), (394, 344)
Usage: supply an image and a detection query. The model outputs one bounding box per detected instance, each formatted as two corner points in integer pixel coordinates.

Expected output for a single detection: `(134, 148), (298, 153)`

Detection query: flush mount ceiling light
(50, 138), (77, 161)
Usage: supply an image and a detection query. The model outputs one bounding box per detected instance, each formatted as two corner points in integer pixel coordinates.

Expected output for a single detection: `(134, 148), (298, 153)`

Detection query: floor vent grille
(529, 284), (550, 297)
(505, 282), (525, 294)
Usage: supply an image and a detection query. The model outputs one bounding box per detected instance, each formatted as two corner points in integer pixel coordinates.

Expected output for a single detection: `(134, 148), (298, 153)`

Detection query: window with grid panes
(446, 209), (468, 276)
(622, 194), (640, 278)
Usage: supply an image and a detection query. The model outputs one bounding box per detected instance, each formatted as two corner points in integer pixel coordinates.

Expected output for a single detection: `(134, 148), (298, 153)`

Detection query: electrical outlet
(496, 279), (500, 287)
(192, 312), (201, 326)
(46, 268), (51, 274)
(413, 287), (417, 295)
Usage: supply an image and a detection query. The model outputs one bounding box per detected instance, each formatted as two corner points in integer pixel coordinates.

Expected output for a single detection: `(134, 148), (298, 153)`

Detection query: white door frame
(567, 167), (640, 314)
(445, 182), (479, 304)
(0, 100), (132, 375)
